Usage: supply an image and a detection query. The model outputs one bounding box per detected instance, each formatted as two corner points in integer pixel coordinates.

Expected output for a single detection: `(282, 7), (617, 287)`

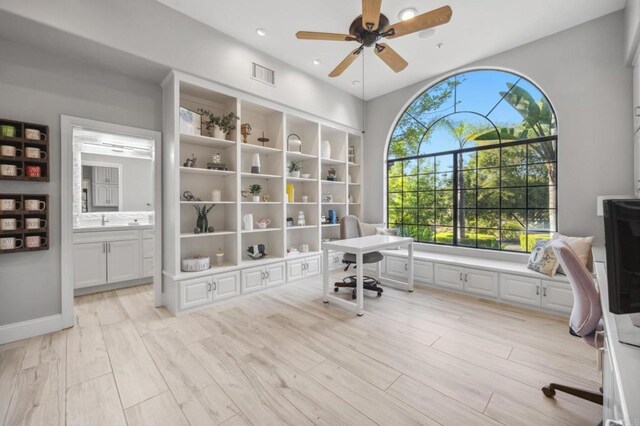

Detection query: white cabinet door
(287, 259), (304, 282)
(180, 277), (213, 311)
(109, 185), (119, 207)
(500, 274), (541, 307)
(305, 256), (321, 277)
(92, 183), (110, 206)
(265, 262), (285, 287)
(464, 268), (498, 297)
(241, 266), (264, 293)
(414, 260), (433, 285)
(386, 255), (407, 279)
(108, 167), (119, 184)
(434, 264), (464, 290)
(142, 258), (154, 277)
(74, 242), (107, 288)
(214, 272), (240, 301)
(542, 280), (573, 314)
(93, 167), (109, 184)
(107, 239), (141, 283)
(142, 238), (154, 258)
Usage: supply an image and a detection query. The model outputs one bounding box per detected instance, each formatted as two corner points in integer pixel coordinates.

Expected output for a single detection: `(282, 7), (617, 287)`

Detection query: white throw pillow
(552, 233), (594, 273)
(527, 240), (560, 277)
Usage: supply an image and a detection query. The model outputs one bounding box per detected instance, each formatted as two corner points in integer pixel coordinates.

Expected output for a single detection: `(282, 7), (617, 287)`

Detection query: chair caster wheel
(541, 386), (555, 398)
(334, 287), (339, 292)
(377, 292), (382, 297)
(323, 300), (329, 304)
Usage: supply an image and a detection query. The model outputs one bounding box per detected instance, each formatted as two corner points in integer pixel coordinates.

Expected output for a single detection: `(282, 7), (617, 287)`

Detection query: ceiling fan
(296, 0), (452, 77)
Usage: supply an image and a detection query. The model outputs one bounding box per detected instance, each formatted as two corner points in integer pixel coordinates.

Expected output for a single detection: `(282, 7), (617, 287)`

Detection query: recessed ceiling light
(352, 80), (361, 86)
(398, 8), (417, 21)
(436, 42), (444, 49)
(313, 59), (321, 65)
(418, 29), (436, 39)
(256, 28), (267, 37)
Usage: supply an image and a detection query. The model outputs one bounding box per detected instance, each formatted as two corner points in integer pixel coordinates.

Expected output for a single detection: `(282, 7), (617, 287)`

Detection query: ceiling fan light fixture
(256, 28), (267, 37)
(398, 7), (417, 21)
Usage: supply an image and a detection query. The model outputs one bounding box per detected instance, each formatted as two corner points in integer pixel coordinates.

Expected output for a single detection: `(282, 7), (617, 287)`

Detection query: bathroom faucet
(101, 214), (109, 226)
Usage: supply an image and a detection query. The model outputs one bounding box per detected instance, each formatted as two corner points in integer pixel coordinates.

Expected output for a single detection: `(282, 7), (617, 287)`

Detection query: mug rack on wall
(0, 117), (50, 182)
(0, 194), (49, 254)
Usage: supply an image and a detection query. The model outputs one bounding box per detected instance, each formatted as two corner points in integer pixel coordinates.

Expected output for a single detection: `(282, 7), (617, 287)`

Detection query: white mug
(24, 199), (46, 211)
(24, 128), (47, 142)
(0, 218), (21, 231)
(25, 218), (47, 230)
(300, 244), (309, 253)
(0, 237), (23, 250)
(0, 199), (20, 211)
(301, 195), (309, 203)
(25, 235), (47, 248)
(1, 145), (22, 157)
(0, 164), (23, 176)
(24, 147), (47, 160)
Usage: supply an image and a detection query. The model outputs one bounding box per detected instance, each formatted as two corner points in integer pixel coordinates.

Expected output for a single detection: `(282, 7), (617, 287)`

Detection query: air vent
(251, 62), (275, 86)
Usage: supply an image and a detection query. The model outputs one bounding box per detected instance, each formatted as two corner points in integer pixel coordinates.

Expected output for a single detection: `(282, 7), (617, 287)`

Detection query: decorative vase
(213, 125), (225, 139)
(290, 170), (300, 178)
(251, 153), (261, 174)
(321, 140), (331, 159)
(196, 212), (208, 234)
(286, 183), (295, 203)
(252, 195), (260, 202)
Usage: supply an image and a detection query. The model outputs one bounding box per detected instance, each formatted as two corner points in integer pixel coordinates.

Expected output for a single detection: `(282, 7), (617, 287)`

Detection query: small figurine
(241, 123), (252, 143)
(247, 244), (267, 259)
(257, 132), (270, 147)
(182, 191), (201, 202)
(183, 153), (197, 168)
(262, 194), (270, 202)
(327, 167), (336, 181)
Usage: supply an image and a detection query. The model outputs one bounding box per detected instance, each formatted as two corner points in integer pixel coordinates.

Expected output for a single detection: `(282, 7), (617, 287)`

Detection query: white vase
(252, 195), (260, 202)
(321, 140), (331, 159)
(251, 153), (261, 174)
(290, 170), (300, 178)
(213, 125), (225, 139)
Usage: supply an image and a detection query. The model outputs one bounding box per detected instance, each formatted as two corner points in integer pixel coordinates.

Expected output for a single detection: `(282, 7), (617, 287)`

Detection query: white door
(414, 260), (433, 285)
(386, 255), (408, 279)
(464, 268), (498, 297)
(434, 264), (464, 290)
(287, 259), (304, 282)
(107, 239), (141, 283)
(92, 183), (110, 206)
(500, 274), (541, 307)
(214, 272), (240, 301)
(305, 256), (321, 277)
(265, 262), (285, 287)
(180, 277), (213, 311)
(109, 185), (119, 207)
(241, 266), (264, 293)
(73, 242), (107, 288)
(541, 280), (574, 314)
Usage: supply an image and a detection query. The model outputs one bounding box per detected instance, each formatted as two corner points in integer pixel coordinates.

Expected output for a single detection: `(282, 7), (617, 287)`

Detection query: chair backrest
(551, 240), (602, 337)
(340, 215), (361, 239)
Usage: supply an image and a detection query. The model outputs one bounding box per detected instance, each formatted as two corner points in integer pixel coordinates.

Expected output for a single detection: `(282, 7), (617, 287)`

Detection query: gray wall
(363, 11), (633, 245)
(0, 38), (162, 326)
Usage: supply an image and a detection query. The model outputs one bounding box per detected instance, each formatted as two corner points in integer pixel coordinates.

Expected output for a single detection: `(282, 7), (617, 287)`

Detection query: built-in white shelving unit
(162, 71), (363, 315)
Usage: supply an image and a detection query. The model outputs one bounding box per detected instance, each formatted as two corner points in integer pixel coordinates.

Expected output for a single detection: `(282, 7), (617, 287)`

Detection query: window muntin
(386, 70), (557, 252)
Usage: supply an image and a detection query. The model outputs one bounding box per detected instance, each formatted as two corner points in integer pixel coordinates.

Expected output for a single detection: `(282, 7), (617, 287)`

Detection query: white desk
(322, 235), (414, 316)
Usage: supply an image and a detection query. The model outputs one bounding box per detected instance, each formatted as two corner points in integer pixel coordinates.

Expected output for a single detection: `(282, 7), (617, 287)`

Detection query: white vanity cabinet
(286, 255), (321, 281)
(73, 228), (153, 289)
(500, 273), (573, 313)
(434, 264), (498, 296)
(241, 262), (286, 294)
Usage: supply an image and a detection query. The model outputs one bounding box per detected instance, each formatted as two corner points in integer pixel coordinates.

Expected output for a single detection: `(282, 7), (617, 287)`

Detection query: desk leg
(408, 242), (414, 292)
(356, 251), (364, 316)
(323, 247), (329, 303)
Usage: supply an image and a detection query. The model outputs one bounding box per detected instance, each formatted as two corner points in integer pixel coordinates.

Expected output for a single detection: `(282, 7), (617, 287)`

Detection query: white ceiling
(156, 0), (625, 100)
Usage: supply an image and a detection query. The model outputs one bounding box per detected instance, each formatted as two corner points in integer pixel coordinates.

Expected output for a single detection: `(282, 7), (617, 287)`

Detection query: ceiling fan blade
(386, 5), (452, 39)
(362, 0), (382, 30)
(374, 43), (408, 73)
(296, 31), (355, 41)
(329, 46), (363, 78)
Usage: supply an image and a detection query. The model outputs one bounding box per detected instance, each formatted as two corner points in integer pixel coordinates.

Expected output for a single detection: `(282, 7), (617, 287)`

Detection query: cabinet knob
(207, 282), (212, 292)
(542, 287), (547, 297)
(459, 272), (463, 281)
(464, 273), (468, 282)
(536, 285), (540, 295)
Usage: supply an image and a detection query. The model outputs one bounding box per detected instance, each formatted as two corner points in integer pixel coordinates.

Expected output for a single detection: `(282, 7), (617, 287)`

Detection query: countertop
(73, 224), (154, 233)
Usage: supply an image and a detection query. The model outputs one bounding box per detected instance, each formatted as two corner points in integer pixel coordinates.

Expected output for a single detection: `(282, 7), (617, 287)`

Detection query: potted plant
(288, 160), (302, 178)
(249, 184), (262, 202)
(216, 112), (239, 140)
(198, 109), (239, 140)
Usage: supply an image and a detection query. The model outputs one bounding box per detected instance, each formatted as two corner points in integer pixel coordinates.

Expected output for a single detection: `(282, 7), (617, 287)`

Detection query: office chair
(541, 240), (603, 405)
(334, 215), (384, 299)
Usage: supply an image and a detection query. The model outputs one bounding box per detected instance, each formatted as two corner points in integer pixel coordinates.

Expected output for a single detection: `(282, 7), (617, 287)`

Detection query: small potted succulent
(249, 184), (262, 202)
(288, 160), (302, 178)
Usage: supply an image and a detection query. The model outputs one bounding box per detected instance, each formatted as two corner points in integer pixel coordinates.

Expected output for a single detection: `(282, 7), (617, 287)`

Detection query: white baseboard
(0, 314), (63, 345)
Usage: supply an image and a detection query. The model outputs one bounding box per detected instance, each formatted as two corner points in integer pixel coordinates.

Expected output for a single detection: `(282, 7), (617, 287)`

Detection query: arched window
(387, 69), (557, 252)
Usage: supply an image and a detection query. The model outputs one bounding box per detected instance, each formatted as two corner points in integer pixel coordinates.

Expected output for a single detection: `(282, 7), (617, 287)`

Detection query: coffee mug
(25, 218), (47, 230)
(1, 145), (22, 157)
(0, 125), (16, 138)
(24, 199), (46, 211)
(0, 237), (23, 250)
(0, 199), (20, 211)
(300, 244), (309, 253)
(24, 147), (46, 160)
(0, 218), (22, 231)
(25, 128), (47, 142)
(25, 235), (47, 248)
(0, 164), (23, 176)
(26, 166), (41, 178)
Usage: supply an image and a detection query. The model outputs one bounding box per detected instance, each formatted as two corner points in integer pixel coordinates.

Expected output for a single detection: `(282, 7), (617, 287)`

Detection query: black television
(603, 199), (640, 315)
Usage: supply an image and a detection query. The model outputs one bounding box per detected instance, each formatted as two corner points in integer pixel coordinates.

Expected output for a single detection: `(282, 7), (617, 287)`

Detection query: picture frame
(179, 107), (202, 136)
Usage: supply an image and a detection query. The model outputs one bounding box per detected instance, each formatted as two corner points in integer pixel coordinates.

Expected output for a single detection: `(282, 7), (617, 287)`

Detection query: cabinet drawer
(143, 258), (154, 277)
(464, 268), (498, 297)
(434, 264), (464, 290)
(73, 229), (139, 244)
(500, 274), (541, 306)
(142, 238), (154, 258)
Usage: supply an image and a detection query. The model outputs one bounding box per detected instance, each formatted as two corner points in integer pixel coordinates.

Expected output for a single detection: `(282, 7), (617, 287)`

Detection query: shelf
(321, 180), (345, 185)
(0, 228), (48, 236)
(348, 182), (361, 186)
(286, 202), (317, 205)
(180, 230), (236, 239)
(180, 167), (235, 176)
(286, 225), (317, 230)
(240, 256), (284, 267)
(349, 202), (361, 205)
(348, 162), (360, 167)
(175, 263), (239, 280)
(322, 224), (340, 228)
(286, 176), (317, 182)
(180, 201), (235, 205)
(241, 228), (282, 234)
(286, 151), (316, 160)
(322, 202), (345, 205)
(321, 158), (345, 165)
(180, 133), (236, 149)
(241, 201), (282, 205)
(286, 250), (321, 259)
(241, 143), (281, 155)
(241, 172), (282, 179)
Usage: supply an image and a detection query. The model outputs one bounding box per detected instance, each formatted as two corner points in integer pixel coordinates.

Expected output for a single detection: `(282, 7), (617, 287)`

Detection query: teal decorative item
(194, 204), (215, 234)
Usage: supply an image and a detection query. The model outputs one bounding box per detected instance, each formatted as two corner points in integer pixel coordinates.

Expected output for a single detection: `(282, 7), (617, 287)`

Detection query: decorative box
(181, 256), (210, 272)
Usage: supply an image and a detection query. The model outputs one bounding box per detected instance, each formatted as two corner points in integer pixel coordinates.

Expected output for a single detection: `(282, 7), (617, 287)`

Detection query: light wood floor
(0, 273), (602, 425)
